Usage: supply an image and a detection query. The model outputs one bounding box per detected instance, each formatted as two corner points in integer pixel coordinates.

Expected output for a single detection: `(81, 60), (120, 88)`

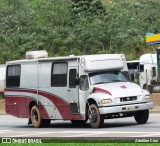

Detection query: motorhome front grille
(120, 96), (137, 102)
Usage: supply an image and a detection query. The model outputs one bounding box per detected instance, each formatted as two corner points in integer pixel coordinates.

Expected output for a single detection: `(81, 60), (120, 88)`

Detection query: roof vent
(26, 50), (48, 59)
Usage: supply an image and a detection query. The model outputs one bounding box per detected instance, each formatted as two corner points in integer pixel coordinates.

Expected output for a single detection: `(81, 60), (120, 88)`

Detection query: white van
(5, 51), (153, 128)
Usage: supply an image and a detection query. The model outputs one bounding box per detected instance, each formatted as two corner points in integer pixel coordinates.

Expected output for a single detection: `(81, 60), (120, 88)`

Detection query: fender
(142, 89), (150, 96)
(87, 92), (112, 107)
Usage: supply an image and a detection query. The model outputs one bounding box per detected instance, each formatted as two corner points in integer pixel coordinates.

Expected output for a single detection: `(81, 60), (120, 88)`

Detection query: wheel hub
(32, 110), (38, 122)
(90, 109), (97, 123)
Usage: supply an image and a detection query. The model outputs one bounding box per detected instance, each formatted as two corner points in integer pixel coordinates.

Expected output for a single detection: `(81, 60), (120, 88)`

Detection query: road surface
(0, 114), (159, 139)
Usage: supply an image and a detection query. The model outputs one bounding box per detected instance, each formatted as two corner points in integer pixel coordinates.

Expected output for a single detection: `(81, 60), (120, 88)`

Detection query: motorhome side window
(80, 75), (89, 91)
(51, 62), (67, 87)
(69, 69), (76, 88)
(6, 65), (21, 87)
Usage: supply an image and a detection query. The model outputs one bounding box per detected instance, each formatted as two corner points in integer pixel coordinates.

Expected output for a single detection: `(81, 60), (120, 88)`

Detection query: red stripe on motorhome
(5, 96), (49, 119)
(38, 91), (83, 120)
(5, 89), (83, 120)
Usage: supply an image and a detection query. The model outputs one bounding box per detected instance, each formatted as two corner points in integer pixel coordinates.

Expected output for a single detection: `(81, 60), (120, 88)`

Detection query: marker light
(145, 95), (150, 100)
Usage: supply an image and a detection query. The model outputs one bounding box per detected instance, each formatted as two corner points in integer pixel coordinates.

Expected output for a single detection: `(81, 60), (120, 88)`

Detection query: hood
(92, 82), (143, 97)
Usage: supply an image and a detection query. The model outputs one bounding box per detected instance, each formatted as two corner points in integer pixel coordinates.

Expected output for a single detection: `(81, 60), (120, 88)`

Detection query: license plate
(126, 106), (134, 111)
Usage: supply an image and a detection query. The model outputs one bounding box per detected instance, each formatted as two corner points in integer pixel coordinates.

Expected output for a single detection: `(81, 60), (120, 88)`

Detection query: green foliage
(103, 0), (160, 59)
(0, 0), (160, 63)
(71, 0), (105, 16)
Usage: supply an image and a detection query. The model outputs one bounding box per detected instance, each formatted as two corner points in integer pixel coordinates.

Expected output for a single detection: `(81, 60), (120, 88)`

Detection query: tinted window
(51, 62), (67, 87)
(69, 69), (76, 88)
(6, 65), (21, 87)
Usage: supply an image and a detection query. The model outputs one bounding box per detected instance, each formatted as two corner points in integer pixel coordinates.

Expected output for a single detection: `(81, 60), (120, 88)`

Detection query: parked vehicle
(127, 48), (160, 93)
(5, 51), (153, 128)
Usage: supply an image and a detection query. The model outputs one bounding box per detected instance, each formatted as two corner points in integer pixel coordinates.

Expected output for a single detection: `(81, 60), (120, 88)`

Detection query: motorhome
(5, 51), (153, 128)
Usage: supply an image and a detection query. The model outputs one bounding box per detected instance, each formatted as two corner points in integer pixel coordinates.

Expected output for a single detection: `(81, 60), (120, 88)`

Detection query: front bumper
(99, 102), (153, 115)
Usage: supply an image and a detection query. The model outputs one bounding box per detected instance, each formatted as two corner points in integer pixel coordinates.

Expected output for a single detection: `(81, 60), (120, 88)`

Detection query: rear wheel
(31, 106), (41, 128)
(134, 110), (149, 124)
(88, 104), (104, 128)
(31, 106), (51, 128)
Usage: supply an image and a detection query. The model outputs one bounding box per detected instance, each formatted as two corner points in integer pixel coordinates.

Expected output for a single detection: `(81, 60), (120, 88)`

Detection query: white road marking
(0, 130), (160, 137)
(61, 132), (107, 137)
(0, 130), (12, 132)
(0, 130), (12, 133)
(62, 131), (160, 134)
(131, 133), (160, 137)
(9, 132), (61, 137)
(61, 131), (160, 137)
(9, 131), (160, 138)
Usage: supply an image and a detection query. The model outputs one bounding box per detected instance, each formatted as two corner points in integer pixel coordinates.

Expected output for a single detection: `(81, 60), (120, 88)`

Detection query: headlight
(101, 99), (112, 104)
(145, 95), (150, 100)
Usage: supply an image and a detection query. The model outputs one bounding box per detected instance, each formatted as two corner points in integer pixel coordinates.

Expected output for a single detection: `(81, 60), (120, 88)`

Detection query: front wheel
(88, 104), (104, 128)
(134, 110), (149, 124)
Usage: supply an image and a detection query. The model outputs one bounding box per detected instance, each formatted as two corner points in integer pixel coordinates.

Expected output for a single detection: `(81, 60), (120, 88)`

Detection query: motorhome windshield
(89, 71), (128, 85)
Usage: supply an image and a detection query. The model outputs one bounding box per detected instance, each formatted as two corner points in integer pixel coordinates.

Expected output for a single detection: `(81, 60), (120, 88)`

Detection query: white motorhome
(5, 51), (153, 128)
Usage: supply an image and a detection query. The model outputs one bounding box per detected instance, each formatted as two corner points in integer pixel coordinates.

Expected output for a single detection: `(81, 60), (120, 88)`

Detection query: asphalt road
(0, 114), (159, 139)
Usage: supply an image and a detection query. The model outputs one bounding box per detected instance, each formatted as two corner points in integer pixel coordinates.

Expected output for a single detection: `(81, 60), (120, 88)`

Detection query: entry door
(68, 67), (79, 113)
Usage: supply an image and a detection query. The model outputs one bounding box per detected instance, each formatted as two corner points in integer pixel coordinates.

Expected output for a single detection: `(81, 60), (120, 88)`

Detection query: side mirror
(152, 67), (156, 76)
(139, 65), (144, 72)
(75, 78), (80, 85)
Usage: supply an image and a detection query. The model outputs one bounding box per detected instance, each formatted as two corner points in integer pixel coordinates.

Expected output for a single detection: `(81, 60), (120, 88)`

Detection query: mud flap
(70, 103), (78, 114)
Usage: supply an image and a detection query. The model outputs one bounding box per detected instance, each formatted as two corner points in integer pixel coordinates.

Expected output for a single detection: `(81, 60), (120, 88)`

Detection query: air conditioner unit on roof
(26, 50), (48, 59)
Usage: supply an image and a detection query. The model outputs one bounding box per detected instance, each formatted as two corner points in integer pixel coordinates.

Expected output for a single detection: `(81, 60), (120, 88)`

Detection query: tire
(31, 106), (41, 128)
(88, 104), (104, 128)
(71, 119), (87, 126)
(31, 106), (51, 128)
(134, 110), (149, 124)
